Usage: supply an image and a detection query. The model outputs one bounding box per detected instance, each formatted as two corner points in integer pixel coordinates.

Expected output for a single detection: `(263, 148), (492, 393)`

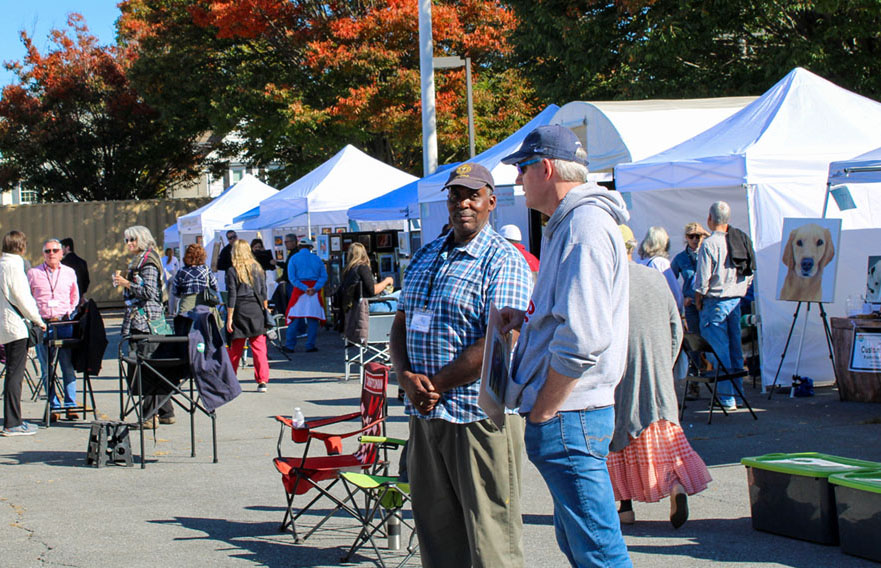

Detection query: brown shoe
(49, 412), (61, 423)
(66, 411), (80, 421)
(141, 416), (158, 430)
(158, 416), (176, 425)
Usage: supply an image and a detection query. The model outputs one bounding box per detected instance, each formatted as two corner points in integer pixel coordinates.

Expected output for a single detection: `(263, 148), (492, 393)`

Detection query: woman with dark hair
(250, 238), (276, 271)
(173, 243), (218, 314)
(226, 239), (270, 391)
(251, 238), (278, 300)
(112, 225), (175, 428)
(1, 231), (46, 436)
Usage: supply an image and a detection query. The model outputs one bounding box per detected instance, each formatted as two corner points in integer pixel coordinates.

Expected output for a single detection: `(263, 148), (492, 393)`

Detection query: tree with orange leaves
(119, 0), (538, 183)
(0, 14), (203, 201)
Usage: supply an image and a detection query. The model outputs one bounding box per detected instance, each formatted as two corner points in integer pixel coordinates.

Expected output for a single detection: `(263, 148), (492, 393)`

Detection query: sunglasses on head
(686, 233), (703, 239)
(515, 157), (542, 175)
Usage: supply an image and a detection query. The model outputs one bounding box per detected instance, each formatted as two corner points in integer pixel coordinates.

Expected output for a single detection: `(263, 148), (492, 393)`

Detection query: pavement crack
(5, 499), (58, 564)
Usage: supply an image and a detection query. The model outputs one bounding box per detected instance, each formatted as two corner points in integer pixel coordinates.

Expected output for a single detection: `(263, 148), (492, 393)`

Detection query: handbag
(136, 308), (174, 336)
(3, 293), (42, 348)
(203, 287), (222, 307)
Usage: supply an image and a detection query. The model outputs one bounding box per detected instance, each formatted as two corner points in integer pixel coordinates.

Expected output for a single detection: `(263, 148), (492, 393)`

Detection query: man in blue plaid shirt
(390, 163), (532, 568)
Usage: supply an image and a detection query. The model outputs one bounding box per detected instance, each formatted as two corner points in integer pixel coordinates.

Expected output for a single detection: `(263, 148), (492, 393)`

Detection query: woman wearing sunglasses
(670, 222), (710, 334)
(113, 225), (175, 429)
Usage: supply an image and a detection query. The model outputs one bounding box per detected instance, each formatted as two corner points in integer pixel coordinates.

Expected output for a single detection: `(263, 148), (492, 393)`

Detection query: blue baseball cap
(501, 124), (588, 166)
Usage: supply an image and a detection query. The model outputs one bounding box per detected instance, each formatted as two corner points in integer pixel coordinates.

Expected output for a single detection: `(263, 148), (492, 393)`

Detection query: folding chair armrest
(311, 417), (386, 443)
(274, 411), (363, 444)
(359, 435), (407, 447)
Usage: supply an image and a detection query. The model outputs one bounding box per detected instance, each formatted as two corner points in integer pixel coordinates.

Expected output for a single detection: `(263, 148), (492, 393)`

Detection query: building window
(231, 166), (246, 184)
(19, 188), (38, 204)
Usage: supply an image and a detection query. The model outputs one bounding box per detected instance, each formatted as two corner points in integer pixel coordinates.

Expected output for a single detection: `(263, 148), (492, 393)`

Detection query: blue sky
(1, 1), (121, 88)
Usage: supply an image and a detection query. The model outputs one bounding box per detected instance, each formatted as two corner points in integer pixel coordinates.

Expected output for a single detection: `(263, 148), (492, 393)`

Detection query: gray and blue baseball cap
(501, 124), (588, 166)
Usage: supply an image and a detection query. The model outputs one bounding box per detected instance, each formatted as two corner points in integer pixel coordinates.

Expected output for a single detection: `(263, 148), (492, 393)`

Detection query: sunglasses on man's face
(515, 158), (542, 175)
(43, 248), (61, 254)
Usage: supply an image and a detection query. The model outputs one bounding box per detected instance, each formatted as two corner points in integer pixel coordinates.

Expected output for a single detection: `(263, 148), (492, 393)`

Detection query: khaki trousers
(407, 415), (525, 568)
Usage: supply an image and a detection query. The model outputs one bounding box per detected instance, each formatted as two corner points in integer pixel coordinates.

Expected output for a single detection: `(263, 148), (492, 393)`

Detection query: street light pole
(418, 0), (438, 176)
(433, 56), (476, 158)
(465, 57), (475, 158)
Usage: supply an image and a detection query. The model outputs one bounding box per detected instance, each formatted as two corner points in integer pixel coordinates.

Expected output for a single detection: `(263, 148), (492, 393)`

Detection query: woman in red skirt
(609, 247), (712, 529)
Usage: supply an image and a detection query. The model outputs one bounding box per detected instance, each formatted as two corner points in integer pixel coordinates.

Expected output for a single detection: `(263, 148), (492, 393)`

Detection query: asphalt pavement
(2, 314), (880, 567)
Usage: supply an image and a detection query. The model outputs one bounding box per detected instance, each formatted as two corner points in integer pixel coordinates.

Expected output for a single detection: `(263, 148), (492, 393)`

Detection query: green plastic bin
(741, 452), (881, 544)
(830, 470), (881, 562)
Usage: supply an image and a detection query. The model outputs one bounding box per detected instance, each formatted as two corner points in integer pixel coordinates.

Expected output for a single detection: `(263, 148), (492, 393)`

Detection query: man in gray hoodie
(502, 125), (632, 567)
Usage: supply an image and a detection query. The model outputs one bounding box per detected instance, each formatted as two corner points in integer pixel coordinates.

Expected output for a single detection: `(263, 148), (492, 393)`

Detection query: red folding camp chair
(273, 362), (389, 543)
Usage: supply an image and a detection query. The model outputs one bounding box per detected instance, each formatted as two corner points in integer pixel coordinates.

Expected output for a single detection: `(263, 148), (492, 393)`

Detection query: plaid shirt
(399, 225), (532, 423)
(172, 265), (218, 298)
(122, 262), (163, 336)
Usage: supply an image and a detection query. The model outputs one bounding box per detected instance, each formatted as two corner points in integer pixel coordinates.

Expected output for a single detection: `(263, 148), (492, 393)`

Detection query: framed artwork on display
(376, 232), (393, 250)
(274, 235), (283, 247)
(330, 236), (342, 252)
(776, 217), (842, 303)
(358, 234), (372, 252)
(317, 235), (330, 260)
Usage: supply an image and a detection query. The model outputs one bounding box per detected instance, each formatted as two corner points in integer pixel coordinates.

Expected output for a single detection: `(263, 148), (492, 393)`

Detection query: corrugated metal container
(0, 198), (210, 306)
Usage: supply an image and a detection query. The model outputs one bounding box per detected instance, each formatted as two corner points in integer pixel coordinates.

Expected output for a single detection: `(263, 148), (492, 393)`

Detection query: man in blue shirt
(284, 238), (327, 352)
(390, 163), (532, 567)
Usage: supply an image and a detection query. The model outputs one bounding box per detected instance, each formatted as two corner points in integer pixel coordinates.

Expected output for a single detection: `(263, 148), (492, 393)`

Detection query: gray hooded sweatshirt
(507, 183), (630, 413)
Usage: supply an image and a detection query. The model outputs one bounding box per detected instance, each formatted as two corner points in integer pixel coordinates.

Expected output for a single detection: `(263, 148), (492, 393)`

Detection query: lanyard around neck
(43, 264), (60, 297)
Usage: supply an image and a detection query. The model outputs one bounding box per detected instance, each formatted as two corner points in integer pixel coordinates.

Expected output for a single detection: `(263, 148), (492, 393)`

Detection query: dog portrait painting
(867, 256), (881, 303)
(776, 218), (841, 303)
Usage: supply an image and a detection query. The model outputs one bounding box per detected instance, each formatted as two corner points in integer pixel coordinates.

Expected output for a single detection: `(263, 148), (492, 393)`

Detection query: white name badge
(410, 309), (434, 333)
(47, 299), (61, 308)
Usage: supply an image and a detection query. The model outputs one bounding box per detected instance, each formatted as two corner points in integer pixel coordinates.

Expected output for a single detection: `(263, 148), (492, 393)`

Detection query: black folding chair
(680, 332), (758, 424)
(118, 318), (218, 468)
(42, 320), (99, 428)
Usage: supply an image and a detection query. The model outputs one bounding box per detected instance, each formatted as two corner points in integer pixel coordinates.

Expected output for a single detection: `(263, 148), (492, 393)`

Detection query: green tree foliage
(119, 0), (539, 183)
(506, 0), (881, 102)
(0, 15), (202, 201)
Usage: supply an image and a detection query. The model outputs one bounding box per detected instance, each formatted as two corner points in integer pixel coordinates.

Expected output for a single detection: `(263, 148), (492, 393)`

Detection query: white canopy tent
(176, 174), (278, 255)
(242, 144), (416, 235)
(826, 147), (881, 302)
(615, 67), (881, 387)
(550, 96), (756, 173)
(417, 105), (559, 244)
(163, 223), (179, 248)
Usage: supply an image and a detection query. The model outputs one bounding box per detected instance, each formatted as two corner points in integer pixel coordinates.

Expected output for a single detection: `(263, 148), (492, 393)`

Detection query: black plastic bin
(741, 452), (880, 544)
(830, 470), (881, 562)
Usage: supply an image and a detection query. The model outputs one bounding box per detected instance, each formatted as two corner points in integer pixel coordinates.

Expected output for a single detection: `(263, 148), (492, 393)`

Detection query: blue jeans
(525, 407), (632, 568)
(285, 318), (318, 350)
(37, 323), (77, 408)
(700, 297), (743, 407)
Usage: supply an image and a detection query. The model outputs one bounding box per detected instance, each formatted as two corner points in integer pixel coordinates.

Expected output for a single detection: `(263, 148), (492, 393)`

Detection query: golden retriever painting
(777, 220), (840, 303)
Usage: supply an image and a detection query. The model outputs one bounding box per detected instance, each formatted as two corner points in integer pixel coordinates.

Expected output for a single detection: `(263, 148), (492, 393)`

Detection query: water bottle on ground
(292, 407), (305, 429)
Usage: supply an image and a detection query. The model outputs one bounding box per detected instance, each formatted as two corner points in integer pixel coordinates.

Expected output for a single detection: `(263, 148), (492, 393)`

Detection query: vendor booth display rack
(741, 452), (880, 544)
